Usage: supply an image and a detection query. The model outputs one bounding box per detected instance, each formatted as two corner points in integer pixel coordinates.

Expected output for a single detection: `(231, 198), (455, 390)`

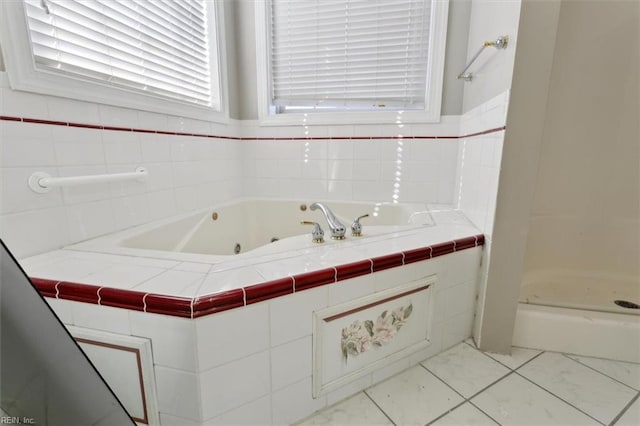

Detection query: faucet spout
(309, 202), (346, 239)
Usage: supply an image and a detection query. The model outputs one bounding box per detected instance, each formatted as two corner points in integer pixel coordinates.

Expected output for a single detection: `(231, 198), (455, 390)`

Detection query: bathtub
(24, 198), (484, 425)
(67, 198), (436, 262)
(514, 270), (640, 363)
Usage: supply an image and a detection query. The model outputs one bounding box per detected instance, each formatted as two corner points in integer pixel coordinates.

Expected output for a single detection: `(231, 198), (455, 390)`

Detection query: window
(0, 0), (226, 121)
(256, 0), (449, 125)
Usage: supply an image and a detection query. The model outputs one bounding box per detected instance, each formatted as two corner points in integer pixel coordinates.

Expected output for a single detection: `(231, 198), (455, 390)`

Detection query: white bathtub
(69, 198), (435, 261)
(515, 270), (640, 363)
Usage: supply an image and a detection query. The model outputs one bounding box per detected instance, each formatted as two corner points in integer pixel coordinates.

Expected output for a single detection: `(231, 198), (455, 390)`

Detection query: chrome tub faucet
(309, 202), (346, 240)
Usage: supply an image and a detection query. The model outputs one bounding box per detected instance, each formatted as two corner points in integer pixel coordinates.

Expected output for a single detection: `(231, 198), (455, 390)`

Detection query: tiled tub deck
(21, 209), (484, 425)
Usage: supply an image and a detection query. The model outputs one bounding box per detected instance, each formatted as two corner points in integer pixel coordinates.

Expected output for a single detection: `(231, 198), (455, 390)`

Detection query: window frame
(0, 0), (228, 123)
(255, 0), (449, 126)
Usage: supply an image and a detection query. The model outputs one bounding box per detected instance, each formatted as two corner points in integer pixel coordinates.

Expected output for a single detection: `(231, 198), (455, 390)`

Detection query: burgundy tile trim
(0, 115), (22, 121)
(57, 281), (101, 304)
(192, 288), (245, 317)
(245, 277), (294, 305)
(144, 293), (193, 318)
(335, 259), (373, 281)
(431, 241), (456, 258)
(293, 268), (336, 291)
(455, 236), (478, 251)
(102, 125), (132, 132)
(462, 126), (506, 138)
(31, 235), (485, 318)
(0, 115), (506, 141)
(99, 287), (146, 311)
(68, 122), (104, 129)
(371, 253), (404, 272)
(22, 118), (67, 126)
(402, 247), (432, 264)
(31, 277), (59, 297)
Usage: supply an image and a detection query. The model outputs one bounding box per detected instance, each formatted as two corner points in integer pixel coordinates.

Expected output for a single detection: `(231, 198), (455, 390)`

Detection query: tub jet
(234, 243), (241, 254)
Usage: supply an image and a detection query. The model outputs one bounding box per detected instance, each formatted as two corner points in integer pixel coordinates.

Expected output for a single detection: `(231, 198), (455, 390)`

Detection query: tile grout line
(560, 353), (640, 393)
(422, 343), (548, 425)
(514, 370), (606, 425)
(363, 389), (397, 426)
(608, 391), (640, 426)
(420, 361), (512, 426)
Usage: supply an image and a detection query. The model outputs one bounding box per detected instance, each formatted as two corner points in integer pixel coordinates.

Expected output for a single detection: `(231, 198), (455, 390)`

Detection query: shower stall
(514, 0), (639, 362)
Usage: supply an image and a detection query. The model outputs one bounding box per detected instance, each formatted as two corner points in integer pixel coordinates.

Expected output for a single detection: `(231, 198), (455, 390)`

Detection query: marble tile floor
(297, 341), (640, 426)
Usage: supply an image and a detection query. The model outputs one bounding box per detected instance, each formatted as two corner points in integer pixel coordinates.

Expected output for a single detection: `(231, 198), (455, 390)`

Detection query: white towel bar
(28, 167), (148, 193)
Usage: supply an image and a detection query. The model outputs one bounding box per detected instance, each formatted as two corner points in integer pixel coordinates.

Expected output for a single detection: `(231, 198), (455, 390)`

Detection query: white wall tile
(0, 167), (64, 214)
(196, 303), (270, 372)
(71, 303), (131, 335)
(0, 206), (70, 257)
(44, 298), (74, 324)
(65, 199), (117, 243)
(52, 126), (105, 166)
(270, 287), (329, 347)
(0, 88), (50, 118)
(154, 366), (201, 421)
(0, 125), (56, 167)
(58, 165), (111, 205)
(271, 335), (312, 391)
(102, 130), (142, 164)
(199, 351), (271, 420)
(129, 312), (198, 372)
(47, 97), (101, 124)
(98, 105), (140, 128)
(271, 377), (327, 426)
(205, 395), (271, 426)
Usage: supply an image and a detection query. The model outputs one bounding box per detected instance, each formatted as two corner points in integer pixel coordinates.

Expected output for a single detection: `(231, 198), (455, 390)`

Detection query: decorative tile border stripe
(1, 115), (505, 141)
(30, 234), (485, 319)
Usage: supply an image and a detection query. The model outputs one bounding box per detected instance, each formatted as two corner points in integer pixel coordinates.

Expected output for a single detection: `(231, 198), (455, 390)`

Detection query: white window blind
(24, 0), (215, 108)
(269, 0), (433, 112)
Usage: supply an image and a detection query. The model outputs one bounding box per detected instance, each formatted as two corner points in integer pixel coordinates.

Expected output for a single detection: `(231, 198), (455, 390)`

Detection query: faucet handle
(351, 214), (370, 237)
(300, 221), (324, 243)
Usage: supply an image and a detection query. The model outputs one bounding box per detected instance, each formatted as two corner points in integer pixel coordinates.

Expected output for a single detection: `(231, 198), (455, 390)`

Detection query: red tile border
(32, 277), (59, 297)
(335, 259), (373, 281)
(293, 268), (336, 291)
(57, 281), (101, 304)
(99, 288), (146, 312)
(0, 115), (506, 142)
(245, 277), (294, 305)
(403, 247), (432, 264)
(454, 236), (478, 251)
(192, 288), (245, 317)
(144, 294), (193, 317)
(0, 115), (22, 122)
(30, 234), (485, 319)
(431, 241), (456, 258)
(371, 253), (404, 272)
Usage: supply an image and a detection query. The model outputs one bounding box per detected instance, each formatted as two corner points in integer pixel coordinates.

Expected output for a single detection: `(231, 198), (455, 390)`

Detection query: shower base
(515, 270), (640, 362)
(519, 270), (639, 315)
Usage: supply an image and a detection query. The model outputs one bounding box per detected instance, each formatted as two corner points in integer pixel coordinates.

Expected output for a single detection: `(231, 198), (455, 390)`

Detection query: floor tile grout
(514, 370), (606, 425)
(608, 391), (640, 426)
(301, 342), (640, 425)
(560, 352), (640, 392)
(363, 389), (397, 426)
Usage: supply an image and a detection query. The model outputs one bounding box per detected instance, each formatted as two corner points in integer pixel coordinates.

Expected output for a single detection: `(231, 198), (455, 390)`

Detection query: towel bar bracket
(458, 35), (509, 82)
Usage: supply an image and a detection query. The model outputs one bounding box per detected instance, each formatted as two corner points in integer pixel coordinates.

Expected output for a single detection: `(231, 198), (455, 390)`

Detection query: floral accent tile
(341, 304), (412, 362)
